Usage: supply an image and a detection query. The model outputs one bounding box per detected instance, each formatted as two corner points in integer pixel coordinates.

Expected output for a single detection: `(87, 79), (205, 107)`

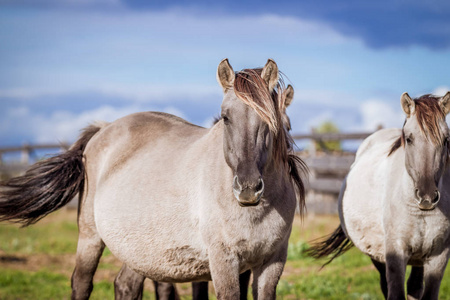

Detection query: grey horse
(0, 59), (306, 300)
(309, 92), (450, 300)
(118, 84), (296, 300)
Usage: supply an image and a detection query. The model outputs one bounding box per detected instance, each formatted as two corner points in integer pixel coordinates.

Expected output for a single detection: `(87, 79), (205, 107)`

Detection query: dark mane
(387, 134), (404, 156)
(212, 115), (221, 125)
(233, 68), (307, 215)
(388, 94), (445, 156)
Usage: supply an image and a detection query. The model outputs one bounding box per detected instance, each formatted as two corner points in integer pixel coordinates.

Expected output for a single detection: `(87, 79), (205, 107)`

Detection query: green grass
(1, 211), (450, 299)
(0, 269), (143, 300)
(0, 217), (78, 255)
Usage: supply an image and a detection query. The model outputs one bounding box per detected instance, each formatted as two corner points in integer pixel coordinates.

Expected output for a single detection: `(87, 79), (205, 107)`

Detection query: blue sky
(0, 0), (449, 149)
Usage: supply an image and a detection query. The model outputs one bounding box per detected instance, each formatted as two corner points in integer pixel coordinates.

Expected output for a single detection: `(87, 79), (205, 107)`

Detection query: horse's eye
(222, 115), (230, 125)
(406, 137), (413, 145)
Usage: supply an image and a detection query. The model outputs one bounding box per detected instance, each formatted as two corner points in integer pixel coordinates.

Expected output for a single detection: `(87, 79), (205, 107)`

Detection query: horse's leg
(384, 251), (407, 300)
(251, 243), (288, 300)
(209, 248), (240, 299)
(114, 264), (145, 300)
(239, 270), (251, 300)
(371, 258), (388, 299)
(192, 282), (209, 300)
(421, 249), (449, 300)
(71, 227), (105, 300)
(406, 266), (423, 300)
(153, 281), (180, 300)
(191, 270), (250, 300)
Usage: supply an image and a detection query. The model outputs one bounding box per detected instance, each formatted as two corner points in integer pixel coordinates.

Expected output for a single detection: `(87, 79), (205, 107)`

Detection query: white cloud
(360, 99), (404, 131)
(0, 84), (222, 104)
(96, 84), (221, 103)
(0, 8), (353, 101)
(433, 86), (449, 97)
(2, 104), (187, 144)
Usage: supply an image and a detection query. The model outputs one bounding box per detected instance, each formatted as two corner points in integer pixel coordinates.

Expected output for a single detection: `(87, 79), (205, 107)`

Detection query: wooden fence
(293, 130), (377, 214)
(0, 130), (378, 213)
(0, 143), (69, 179)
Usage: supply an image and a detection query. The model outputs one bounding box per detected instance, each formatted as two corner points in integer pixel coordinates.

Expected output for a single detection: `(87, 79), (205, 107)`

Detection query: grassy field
(1, 210), (450, 299)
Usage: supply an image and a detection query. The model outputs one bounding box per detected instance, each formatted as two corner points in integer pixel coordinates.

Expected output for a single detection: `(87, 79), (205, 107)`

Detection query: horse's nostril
(415, 188), (420, 200)
(233, 176), (242, 191)
(255, 178), (264, 192)
(432, 190), (440, 204)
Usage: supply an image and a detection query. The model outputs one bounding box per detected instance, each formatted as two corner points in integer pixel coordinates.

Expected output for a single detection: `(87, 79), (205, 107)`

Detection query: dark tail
(306, 225), (353, 267)
(0, 123), (105, 226)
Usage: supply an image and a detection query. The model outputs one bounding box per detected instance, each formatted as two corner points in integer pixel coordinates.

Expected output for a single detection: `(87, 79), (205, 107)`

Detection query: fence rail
(292, 131), (373, 141)
(0, 143), (70, 178)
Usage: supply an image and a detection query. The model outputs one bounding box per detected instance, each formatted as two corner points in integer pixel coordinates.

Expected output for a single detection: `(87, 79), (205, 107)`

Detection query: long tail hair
(306, 225), (353, 266)
(0, 123), (104, 226)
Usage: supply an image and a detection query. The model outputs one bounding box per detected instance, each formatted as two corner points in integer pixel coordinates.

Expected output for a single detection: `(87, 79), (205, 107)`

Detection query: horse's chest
(226, 219), (291, 266)
(406, 215), (450, 263)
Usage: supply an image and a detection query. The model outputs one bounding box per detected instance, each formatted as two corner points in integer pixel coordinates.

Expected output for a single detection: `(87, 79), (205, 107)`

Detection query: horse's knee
(71, 235), (105, 300)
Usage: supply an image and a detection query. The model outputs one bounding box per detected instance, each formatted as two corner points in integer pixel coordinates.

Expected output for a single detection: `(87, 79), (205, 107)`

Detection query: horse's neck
(201, 123), (234, 181)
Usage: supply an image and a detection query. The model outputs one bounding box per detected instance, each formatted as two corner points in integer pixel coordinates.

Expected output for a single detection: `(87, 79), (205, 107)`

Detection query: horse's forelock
(234, 69), (279, 133)
(414, 95), (446, 145)
(233, 68), (307, 214)
(233, 68), (289, 165)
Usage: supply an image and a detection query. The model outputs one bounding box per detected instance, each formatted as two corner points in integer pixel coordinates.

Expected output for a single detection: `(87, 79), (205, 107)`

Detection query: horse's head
(217, 58), (289, 207)
(400, 92), (450, 210)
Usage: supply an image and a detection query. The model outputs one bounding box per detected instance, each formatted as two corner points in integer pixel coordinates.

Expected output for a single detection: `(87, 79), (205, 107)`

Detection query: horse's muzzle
(415, 189), (440, 210)
(233, 176), (264, 207)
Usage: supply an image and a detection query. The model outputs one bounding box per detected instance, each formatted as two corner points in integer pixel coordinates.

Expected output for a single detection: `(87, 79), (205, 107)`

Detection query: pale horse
(309, 92), (450, 300)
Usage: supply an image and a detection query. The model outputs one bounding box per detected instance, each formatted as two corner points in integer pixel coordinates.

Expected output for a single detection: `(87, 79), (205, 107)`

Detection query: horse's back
(353, 128), (401, 164)
(83, 112), (213, 281)
(86, 111), (207, 180)
(342, 128), (402, 261)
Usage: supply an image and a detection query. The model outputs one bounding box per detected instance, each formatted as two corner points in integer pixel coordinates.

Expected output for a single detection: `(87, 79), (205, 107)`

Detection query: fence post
(21, 144), (30, 165)
(309, 127), (316, 157)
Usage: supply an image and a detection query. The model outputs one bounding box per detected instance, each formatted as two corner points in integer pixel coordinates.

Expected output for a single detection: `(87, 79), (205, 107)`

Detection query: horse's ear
(217, 58), (235, 91)
(439, 92), (450, 115)
(261, 59), (279, 92)
(285, 85), (294, 108)
(401, 92), (415, 117)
